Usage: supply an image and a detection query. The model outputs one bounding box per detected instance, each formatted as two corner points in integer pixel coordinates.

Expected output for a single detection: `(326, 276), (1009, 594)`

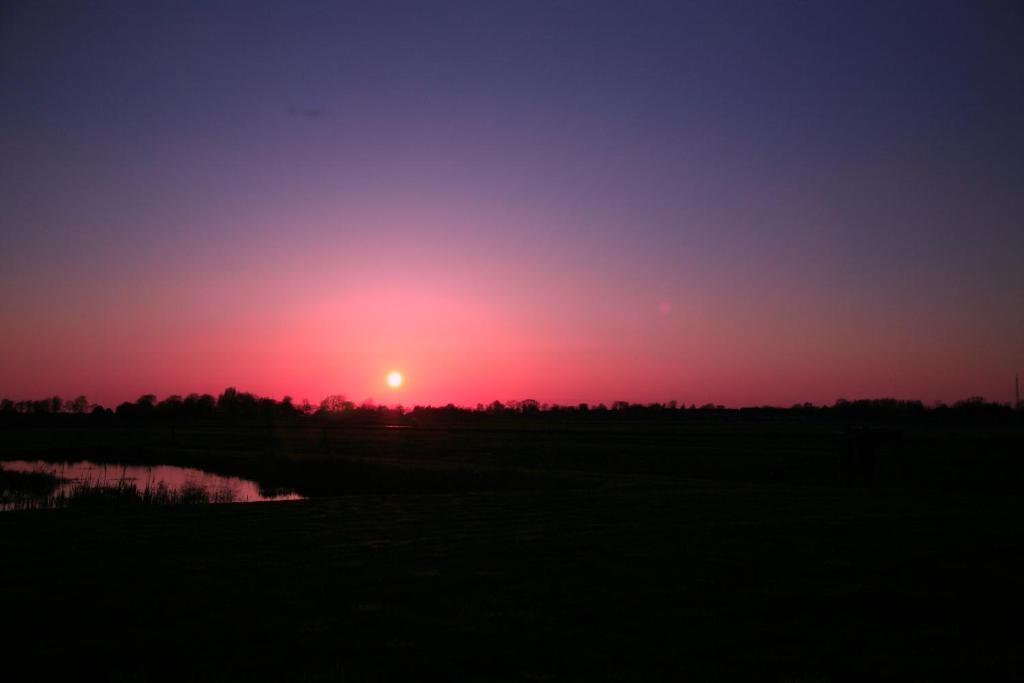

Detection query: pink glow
(1, 236), (1015, 409)
(1, 189), (1018, 408)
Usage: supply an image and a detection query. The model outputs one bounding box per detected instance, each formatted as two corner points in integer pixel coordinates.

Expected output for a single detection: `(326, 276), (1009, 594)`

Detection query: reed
(6, 477), (237, 510)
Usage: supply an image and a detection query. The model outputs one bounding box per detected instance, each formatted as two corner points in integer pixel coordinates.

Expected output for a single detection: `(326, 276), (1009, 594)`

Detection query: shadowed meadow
(2, 391), (1023, 681)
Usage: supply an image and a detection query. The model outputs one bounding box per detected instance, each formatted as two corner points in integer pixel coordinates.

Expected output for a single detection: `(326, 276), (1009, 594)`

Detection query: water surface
(1, 459), (302, 510)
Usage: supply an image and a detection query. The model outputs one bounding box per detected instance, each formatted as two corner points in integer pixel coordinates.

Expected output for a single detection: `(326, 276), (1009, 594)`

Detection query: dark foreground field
(2, 416), (1023, 681)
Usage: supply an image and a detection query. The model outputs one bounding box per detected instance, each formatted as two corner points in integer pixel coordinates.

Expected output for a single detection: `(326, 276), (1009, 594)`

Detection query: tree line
(0, 388), (1019, 424)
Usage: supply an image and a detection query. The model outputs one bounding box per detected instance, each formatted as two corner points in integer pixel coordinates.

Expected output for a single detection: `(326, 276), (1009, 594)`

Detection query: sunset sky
(1, 1), (1022, 408)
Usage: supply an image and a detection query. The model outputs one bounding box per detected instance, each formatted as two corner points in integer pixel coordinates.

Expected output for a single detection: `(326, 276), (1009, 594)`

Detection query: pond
(0, 459), (303, 511)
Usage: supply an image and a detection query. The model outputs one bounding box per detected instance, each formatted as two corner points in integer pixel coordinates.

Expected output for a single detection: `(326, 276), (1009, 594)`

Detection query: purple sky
(1, 1), (1022, 407)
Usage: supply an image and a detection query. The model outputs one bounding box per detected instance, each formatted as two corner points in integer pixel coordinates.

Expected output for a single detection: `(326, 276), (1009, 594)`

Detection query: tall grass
(0, 465), (62, 510)
(1, 468), (237, 510)
(48, 479), (237, 508)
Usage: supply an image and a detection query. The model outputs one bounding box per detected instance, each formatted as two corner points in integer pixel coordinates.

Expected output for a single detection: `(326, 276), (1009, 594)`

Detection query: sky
(1, 0), (1022, 408)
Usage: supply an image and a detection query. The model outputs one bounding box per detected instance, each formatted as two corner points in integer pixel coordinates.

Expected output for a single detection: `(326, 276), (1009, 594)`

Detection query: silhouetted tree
(135, 394), (157, 418)
(319, 395), (354, 413)
(217, 387), (239, 415)
(65, 395), (90, 414)
(519, 399), (540, 415)
(158, 395), (183, 416)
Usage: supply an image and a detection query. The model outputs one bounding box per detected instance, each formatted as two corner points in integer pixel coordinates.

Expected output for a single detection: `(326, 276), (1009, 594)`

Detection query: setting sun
(386, 371), (403, 389)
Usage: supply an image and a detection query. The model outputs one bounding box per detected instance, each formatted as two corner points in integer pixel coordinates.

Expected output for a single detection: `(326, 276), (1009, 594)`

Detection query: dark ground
(2, 417), (1022, 681)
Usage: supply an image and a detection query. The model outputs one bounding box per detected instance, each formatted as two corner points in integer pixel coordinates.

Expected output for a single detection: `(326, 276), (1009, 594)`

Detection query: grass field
(2, 417), (1023, 680)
